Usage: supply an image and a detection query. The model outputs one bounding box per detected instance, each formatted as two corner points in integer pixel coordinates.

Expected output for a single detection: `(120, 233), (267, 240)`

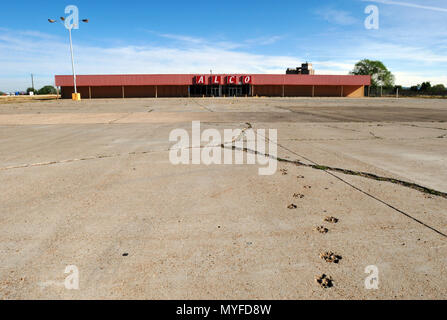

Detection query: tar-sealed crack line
(223, 131), (447, 238)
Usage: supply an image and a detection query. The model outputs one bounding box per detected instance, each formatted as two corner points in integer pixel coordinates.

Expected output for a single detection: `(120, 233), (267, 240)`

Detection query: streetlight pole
(48, 16), (88, 99)
(68, 27), (77, 94)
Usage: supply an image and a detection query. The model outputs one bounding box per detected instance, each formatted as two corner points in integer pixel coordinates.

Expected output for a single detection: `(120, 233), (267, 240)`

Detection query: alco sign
(195, 75), (206, 85)
(194, 75), (252, 85)
(241, 75), (252, 84)
(227, 76), (237, 84)
(211, 76), (222, 84)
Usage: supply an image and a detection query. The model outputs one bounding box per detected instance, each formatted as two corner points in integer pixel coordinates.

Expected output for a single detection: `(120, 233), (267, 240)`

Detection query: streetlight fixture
(48, 16), (89, 100)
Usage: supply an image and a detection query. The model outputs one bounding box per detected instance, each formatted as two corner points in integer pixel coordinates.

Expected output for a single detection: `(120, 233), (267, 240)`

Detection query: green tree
(420, 82), (431, 92)
(26, 87), (37, 94)
(350, 59), (395, 87)
(431, 84), (446, 92)
(394, 85), (402, 92)
(37, 85), (57, 95)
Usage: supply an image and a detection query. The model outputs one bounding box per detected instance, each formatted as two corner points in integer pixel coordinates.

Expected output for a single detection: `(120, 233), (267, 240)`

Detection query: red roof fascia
(55, 74), (371, 87)
(55, 74), (195, 87)
(256, 75), (371, 86)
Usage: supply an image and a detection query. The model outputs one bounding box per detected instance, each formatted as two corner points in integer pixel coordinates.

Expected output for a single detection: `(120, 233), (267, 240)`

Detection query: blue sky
(0, 0), (446, 91)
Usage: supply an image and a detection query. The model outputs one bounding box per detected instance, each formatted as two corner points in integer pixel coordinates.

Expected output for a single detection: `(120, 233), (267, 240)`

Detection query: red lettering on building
(195, 76), (206, 85)
(211, 76), (222, 85)
(227, 76), (237, 85)
(242, 75), (252, 84)
(194, 75), (252, 85)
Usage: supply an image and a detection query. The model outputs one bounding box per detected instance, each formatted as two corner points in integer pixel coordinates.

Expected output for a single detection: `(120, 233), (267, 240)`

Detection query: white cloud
(147, 31), (205, 44)
(0, 28), (300, 92)
(353, 41), (447, 64)
(1, 27), (446, 92)
(315, 8), (359, 25)
(146, 30), (283, 49)
(244, 35), (284, 46)
(393, 71), (447, 87)
(363, 0), (447, 13)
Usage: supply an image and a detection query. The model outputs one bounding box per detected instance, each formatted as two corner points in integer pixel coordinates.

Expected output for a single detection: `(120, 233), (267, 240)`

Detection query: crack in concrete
(108, 112), (134, 124)
(191, 99), (215, 112)
(1, 122), (445, 238)
(221, 143), (447, 199)
(400, 123), (447, 131)
(251, 129), (447, 199)
(223, 129), (447, 238)
(275, 106), (363, 122)
(2, 121), (444, 201)
(282, 136), (441, 142)
(0, 150), (166, 171)
(325, 170), (447, 238)
(0, 122), (254, 172)
(324, 124), (362, 133)
(223, 143), (447, 238)
(369, 131), (382, 139)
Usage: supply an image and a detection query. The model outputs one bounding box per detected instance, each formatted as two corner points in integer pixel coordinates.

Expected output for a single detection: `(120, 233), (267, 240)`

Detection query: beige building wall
(343, 85), (365, 97)
(61, 86), (90, 99)
(284, 85), (313, 96)
(253, 85), (282, 96)
(314, 85), (342, 97)
(125, 86), (156, 98)
(157, 86), (188, 97)
(91, 86), (122, 98)
(60, 84), (365, 98)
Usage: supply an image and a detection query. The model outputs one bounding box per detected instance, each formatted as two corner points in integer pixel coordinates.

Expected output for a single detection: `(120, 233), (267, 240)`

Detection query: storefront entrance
(226, 86), (242, 97)
(210, 86), (220, 97)
(189, 85), (251, 97)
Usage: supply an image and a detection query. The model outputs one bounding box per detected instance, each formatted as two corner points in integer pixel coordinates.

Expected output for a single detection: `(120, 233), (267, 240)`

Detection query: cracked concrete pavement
(0, 97), (446, 299)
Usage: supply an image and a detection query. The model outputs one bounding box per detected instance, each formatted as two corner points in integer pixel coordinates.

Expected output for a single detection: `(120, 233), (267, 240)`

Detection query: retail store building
(55, 73), (370, 99)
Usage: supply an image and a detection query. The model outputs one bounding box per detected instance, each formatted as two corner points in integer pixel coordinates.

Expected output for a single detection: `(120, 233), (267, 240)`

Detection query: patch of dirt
(324, 216), (339, 223)
(315, 274), (334, 288)
(293, 193), (305, 199)
(320, 252), (342, 263)
(315, 226), (329, 234)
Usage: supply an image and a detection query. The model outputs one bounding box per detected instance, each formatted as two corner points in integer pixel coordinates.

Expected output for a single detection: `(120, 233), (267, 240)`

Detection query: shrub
(37, 85), (57, 95)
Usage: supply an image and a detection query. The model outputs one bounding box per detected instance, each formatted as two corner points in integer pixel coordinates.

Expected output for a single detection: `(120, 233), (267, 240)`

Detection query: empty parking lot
(0, 97), (446, 299)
